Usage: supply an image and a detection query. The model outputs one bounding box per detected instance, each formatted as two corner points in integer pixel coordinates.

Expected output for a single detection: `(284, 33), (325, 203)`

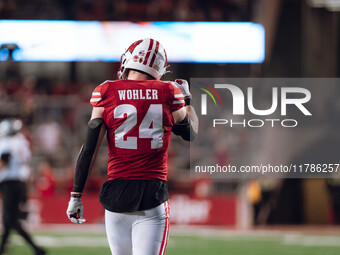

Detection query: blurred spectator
(174, 0), (191, 21)
(192, 178), (212, 198)
(326, 178), (340, 224)
(0, 0), (252, 21)
(247, 179), (284, 225)
(35, 161), (56, 197)
(34, 119), (62, 155)
(64, 163), (76, 193)
(14, 76), (36, 121)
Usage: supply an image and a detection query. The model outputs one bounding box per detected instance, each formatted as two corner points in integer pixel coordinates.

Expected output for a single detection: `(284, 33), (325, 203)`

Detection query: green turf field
(5, 229), (340, 255)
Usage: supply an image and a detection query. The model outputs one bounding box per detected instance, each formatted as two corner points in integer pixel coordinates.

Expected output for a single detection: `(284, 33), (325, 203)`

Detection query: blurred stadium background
(1, 0), (340, 254)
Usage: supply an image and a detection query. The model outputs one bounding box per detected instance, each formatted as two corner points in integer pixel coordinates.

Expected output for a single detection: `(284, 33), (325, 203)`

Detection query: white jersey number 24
(114, 104), (164, 149)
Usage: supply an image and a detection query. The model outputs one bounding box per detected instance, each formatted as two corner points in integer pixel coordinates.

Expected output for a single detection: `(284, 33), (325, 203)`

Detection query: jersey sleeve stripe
(90, 98), (102, 102)
(173, 100), (185, 104)
(92, 92), (101, 96)
(174, 94), (184, 98)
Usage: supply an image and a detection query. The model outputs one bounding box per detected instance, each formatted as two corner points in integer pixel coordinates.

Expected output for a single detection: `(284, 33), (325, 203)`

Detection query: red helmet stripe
(127, 39), (143, 53)
(149, 41), (160, 67)
(164, 48), (168, 67)
(143, 39), (154, 65)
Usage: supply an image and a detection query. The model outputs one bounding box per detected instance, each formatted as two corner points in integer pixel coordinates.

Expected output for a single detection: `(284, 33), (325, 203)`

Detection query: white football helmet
(117, 38), (168, 80)
(0, 119), (22, 137)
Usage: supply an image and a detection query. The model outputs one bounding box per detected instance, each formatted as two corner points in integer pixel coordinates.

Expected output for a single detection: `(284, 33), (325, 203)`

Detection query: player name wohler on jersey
(117, 89), (159, 100)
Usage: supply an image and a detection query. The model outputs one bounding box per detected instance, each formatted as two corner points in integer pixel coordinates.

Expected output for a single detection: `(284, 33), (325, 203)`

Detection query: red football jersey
(90, 80), (184, 182)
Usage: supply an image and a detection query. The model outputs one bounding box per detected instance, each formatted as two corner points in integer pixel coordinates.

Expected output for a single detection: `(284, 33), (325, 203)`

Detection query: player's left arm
(172, 80), (198, 141)
(66, 106), (106, 224)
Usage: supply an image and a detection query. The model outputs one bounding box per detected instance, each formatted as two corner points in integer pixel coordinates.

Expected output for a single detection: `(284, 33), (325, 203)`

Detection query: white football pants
(105, 200), (169, 255)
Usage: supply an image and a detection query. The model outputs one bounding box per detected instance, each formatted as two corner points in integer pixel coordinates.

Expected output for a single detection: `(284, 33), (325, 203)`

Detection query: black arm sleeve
(171, 114), (197, 142)
(72, 118), (104, 193)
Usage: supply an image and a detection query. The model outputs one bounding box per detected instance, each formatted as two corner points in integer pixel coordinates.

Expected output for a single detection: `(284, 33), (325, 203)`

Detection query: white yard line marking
(282, 235), (340, 247)
(12, 235), (109, 247)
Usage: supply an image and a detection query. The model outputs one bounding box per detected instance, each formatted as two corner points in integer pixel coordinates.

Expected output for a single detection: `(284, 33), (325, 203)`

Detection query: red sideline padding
(27, 194), (236, 226)
(169, 195), (236, 225)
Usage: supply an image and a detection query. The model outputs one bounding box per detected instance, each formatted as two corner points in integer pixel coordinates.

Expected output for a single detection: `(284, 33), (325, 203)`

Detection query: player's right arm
(67, 82), (108, 224)
(171, 79), (198, 141)
(72, 107), (106, 194)
(66, 107), (106, 224)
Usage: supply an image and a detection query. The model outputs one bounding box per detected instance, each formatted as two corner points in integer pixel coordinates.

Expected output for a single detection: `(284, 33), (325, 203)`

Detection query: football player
(67, 38), (198, 255)
(0, 119), (46, 255)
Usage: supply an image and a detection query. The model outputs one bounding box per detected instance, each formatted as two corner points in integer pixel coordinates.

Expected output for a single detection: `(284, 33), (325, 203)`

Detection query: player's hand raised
(173, 79), (191, 99)
(66, 196), (86, 224)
